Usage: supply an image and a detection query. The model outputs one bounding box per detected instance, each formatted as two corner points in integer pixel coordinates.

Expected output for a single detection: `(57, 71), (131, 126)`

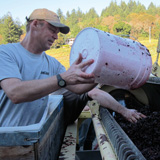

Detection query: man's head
(27, 8), (70, 34)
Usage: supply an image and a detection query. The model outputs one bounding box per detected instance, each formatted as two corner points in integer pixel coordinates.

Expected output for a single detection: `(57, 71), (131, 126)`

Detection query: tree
(113, 21), (131, 35)
(77, 7), (84, 21)
(71, 25), (81, 37)
(68, 9), (78, 26)
(135, 2), (146, 13)
(147, 2), (157, 15)
(0, 13), (22, 44)
(127, 12), (156, 38)
(127, 0), (137, 13)
(57, 8), (66, 24)
(52, 32), (65, 48)
(56, 9), (66, 44)
(119, 1), (129, 19)
(85, 8), (99, 19)
(101, 1), (119, 17)
(96, 25), (110, 32)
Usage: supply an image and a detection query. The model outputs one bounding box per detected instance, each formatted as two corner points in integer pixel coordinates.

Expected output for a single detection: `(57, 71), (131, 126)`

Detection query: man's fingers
(126, 109), (147, 123)
(135, 111), (147, 119)
(139, 113), (147, 118)
(79, 59), (94, 69)
(132, 117), (137, 123)
(76, 76), (95, 83)
(129, 118), (136, 123)
(73, 53), (83, 65)
(80, 72), (95, 78)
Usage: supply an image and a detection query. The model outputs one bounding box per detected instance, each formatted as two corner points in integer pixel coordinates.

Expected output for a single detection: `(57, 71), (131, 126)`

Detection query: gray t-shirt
(0, 43), (66, 127)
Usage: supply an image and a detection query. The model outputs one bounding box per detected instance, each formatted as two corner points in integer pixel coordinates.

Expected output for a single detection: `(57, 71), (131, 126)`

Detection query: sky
(0, 0), (159, 24)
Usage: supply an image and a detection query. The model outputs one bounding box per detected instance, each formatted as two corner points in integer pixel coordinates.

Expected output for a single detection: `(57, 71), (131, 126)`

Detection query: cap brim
(46, 20), (70, 34)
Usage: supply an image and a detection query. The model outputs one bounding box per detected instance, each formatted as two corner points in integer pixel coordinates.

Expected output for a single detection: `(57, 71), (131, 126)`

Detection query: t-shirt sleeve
(57, 63), (66, 74)
(49, 55), (66, 75)
(0, 46), (22, 82)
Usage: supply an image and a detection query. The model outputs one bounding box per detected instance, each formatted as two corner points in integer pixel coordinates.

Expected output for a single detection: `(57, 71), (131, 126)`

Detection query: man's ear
(31, 20), (39, 29)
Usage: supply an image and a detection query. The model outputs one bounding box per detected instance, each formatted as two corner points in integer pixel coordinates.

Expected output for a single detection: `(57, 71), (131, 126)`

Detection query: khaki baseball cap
(28, 8), (70, 34)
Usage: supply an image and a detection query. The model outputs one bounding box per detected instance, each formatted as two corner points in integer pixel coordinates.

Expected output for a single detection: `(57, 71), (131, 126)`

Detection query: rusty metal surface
(88, 100), (117, 160)
(100, 107), (146, 160)
(78, 110), (91, 119)
(76, 110), (92, 145)
(59, 121), (77, 160)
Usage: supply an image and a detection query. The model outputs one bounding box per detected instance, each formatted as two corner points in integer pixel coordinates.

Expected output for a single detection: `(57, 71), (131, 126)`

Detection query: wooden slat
(0, 145), (34, 160)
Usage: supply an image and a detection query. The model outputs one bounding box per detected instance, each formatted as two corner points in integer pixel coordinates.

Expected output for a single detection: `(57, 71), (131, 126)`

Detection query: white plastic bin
(70, 28), (152, 89)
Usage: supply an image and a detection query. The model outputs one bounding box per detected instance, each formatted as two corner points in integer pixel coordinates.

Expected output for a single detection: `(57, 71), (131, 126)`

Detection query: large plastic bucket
(70, 28), (152, 90)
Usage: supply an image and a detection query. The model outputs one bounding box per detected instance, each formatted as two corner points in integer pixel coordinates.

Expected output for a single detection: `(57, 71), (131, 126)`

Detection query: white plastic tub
(70, 28), (152, 89)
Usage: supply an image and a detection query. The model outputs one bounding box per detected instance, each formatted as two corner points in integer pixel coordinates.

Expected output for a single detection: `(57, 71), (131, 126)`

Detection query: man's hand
(62, 53), (95, 85)
(122, 109), (146, 123)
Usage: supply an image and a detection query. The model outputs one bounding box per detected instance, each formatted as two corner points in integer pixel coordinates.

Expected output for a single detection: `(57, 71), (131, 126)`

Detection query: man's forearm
(87, 88), (126, 114)
(1, 76), (60, 103)
(1, 76), (96, 104)
(66, 83), (97, 94)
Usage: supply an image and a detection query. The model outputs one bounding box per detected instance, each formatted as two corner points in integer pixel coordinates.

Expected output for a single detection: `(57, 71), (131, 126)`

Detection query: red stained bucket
(70, 28), (152, 89)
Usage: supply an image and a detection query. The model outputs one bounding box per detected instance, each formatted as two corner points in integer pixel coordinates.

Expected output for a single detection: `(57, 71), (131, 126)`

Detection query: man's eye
(49, 28), (55, 33)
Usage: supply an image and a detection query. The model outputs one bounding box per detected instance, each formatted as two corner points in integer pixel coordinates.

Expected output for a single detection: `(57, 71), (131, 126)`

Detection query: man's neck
(21, 35), (43, 54)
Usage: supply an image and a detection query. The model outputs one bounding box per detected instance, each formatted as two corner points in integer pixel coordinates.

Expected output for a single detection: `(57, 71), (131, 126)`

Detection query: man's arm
(0, 76), (60, 103)
(88, 88), (146, 123)
(0, 54), (96, 104)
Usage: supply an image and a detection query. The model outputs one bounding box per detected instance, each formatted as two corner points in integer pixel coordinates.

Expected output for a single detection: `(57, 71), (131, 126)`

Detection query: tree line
(0, 0), (160, 47)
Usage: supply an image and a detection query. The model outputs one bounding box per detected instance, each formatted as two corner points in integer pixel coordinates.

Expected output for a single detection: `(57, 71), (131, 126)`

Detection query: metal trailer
(0, 95), (67, 160)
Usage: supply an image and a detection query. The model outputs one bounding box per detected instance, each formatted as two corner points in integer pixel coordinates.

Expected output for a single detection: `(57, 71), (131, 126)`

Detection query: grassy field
(46, 38), (159, 69)
(46, 46), (71, 69)
(140, 39), (159, 65)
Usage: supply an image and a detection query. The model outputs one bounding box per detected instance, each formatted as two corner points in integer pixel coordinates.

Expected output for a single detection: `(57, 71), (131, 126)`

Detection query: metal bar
(88, 100), (117, 160)
(100, 107), (146, 160)
(59, 121), (77, 160)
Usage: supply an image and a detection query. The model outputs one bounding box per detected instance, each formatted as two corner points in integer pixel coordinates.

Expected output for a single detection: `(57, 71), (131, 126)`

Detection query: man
(0, 8), (145, 127)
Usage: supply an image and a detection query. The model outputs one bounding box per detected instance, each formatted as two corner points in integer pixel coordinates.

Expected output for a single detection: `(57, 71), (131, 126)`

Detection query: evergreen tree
(157, 7), (160, 15)
(147, 2), (157, 15)
(85, 8), (99, 19)
(56, 8), (66, 44)
(77, 7), (84, 20)
(119, 1), (128, 19)
(1, 13), (22, 44)
(66, 11), (70, 19)
(101, 1), (119, 17)
(69, 9), (78, 26)
(128, 0), (137, 13)
(135, 3), (146, 13)
(57, 8), (66, 23)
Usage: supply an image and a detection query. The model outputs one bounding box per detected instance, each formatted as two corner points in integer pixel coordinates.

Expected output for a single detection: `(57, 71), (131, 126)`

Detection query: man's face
(37, 21), (60, 51)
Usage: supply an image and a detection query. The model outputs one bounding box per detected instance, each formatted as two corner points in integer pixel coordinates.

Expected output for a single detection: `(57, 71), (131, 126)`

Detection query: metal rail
(88, 100), (117, 160)
(100, 107), (146, 160)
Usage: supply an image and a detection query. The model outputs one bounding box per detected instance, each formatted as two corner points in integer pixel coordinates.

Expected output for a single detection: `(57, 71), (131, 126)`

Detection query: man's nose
(53, 33), (58, 40)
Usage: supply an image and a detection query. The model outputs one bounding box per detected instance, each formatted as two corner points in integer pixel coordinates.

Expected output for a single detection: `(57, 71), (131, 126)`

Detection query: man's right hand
(62, 53), (95, 85)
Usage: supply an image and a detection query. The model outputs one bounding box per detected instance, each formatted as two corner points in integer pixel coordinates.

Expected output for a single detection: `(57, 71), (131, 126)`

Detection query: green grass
(46, 38), (159, 69)
(46, 47), (71, 69)
(140, 39), (158, 64)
